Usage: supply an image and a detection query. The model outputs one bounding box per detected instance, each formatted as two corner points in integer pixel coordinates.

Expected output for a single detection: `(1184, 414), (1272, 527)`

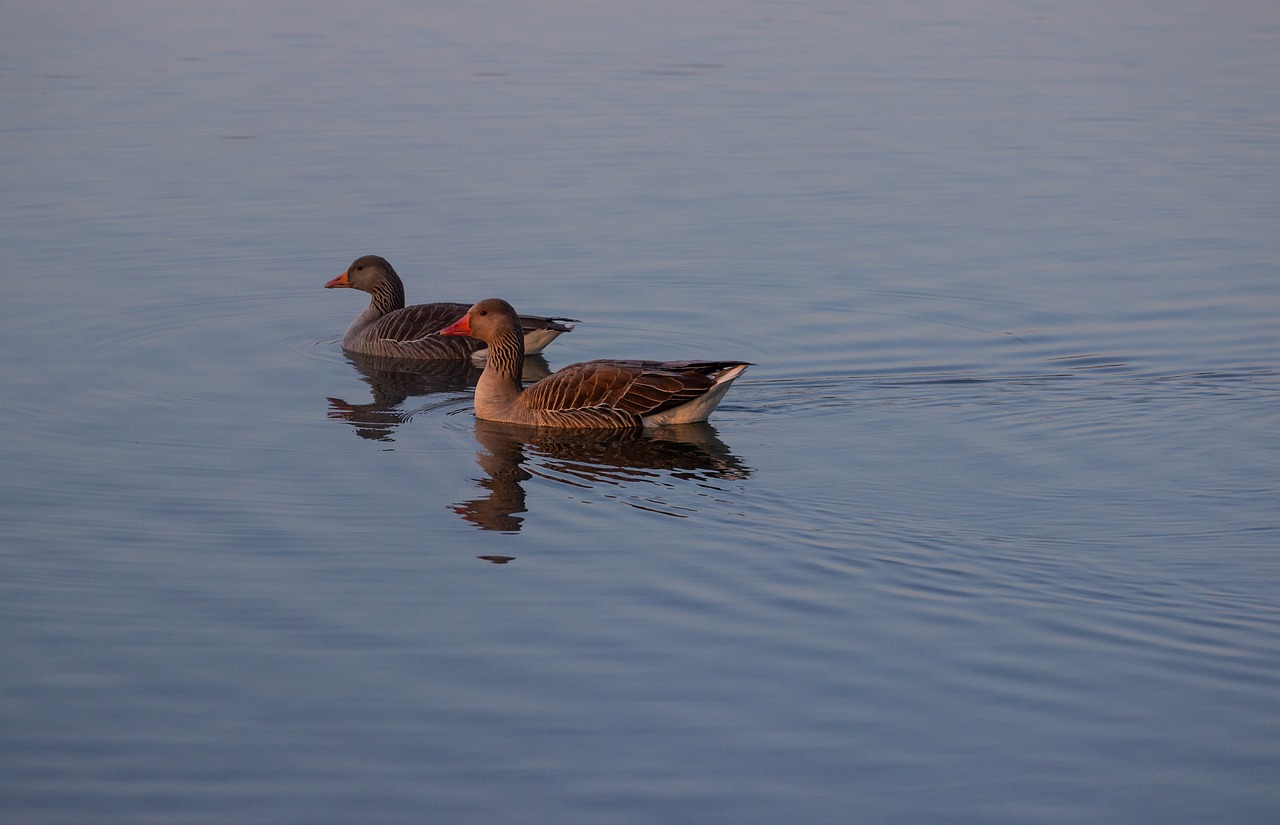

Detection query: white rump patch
(642, 364), (749, 426)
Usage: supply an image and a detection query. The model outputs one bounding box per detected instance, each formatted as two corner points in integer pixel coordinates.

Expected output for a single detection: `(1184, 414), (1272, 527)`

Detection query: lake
(2, 2), (1278, 823)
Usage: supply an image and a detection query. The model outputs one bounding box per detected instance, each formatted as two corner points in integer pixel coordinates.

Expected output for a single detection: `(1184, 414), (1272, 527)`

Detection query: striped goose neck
(369, 278), (405, 315)
(484, 325), (526, 383)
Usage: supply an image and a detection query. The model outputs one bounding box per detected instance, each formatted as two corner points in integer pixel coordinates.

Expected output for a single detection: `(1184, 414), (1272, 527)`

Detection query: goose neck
(484, 329), (526, 381)
(369, 279), (405, 314)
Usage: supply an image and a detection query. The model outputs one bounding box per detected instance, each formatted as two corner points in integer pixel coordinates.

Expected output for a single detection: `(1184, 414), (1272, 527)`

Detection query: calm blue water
(3, 2), (1278, 823)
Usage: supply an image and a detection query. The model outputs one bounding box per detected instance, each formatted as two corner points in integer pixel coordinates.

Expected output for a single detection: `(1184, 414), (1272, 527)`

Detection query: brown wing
(367, 302), (471, 342)
(370, 304), (574, 343)
(533, 405), (644, 429)
(520, 361), (640, 412)
(517, 313), (578, 333)
(521, 359), (738, 421)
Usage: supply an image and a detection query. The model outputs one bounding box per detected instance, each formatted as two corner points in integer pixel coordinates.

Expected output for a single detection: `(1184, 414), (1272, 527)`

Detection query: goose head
(438, 298), (522, 344)
(325, 255), (401, 292)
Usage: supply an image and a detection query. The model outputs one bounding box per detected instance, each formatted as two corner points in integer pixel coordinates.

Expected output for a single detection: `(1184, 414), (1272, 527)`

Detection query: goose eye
(356, 265), (364, 271)
(478, 310), (488, 316)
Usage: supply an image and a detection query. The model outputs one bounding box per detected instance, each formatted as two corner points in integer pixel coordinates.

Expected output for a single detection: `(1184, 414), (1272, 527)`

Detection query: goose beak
(324, 271), (350, 288)
(438, 313), (472, 336)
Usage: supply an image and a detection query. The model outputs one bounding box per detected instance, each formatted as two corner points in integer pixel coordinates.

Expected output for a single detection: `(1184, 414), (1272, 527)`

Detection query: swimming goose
(439, 298), (750, 428)
(325, 255), (575, 360)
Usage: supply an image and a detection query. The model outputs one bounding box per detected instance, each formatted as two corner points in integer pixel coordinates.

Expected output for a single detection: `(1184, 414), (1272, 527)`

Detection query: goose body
(325, 255), (574, 361)
(440, 298), (750, 428)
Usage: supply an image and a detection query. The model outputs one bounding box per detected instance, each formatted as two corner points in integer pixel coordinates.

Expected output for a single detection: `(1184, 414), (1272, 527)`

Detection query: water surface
(2, 2), (1278, 823)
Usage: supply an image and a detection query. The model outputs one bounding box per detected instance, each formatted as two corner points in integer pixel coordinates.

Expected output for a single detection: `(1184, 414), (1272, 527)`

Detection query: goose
(325, 255), (575, 360)
(439, 298), (750, 428)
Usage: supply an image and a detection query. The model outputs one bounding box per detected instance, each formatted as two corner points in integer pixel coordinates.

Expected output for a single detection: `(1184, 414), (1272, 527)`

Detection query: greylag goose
(439, 298), (750, 428)
(325, 255), (575, 360)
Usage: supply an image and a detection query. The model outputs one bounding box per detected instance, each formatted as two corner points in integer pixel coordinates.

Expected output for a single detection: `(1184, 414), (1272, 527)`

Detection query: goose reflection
(326, 351), (552, 441)
(453, 419), (752, 532)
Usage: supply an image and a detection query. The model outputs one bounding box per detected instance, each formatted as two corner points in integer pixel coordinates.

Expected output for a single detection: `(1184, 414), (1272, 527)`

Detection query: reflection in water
(326, 351), (551, 441)
(454, 419), (753, 533)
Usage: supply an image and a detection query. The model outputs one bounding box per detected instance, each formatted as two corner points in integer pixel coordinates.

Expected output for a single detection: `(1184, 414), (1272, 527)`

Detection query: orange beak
(438, 313), (472, 336)
(324, 271), (350, 289)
